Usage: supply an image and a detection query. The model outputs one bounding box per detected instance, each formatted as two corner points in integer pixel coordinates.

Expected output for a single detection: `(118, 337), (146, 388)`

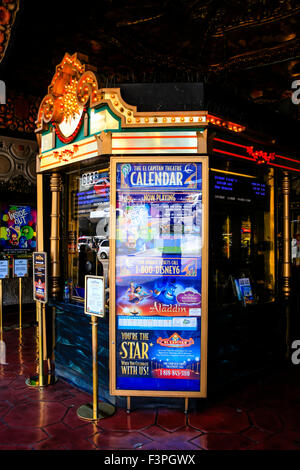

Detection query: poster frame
(109, 155), (209, 398)
(84, 275), (105, 318)
(13, 258), (29, 278)
(33, 251), (48, 303)
(0, 259), (9, 279)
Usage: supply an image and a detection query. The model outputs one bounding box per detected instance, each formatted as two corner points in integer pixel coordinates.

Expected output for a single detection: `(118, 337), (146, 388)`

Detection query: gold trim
(109, 155), (209, 398)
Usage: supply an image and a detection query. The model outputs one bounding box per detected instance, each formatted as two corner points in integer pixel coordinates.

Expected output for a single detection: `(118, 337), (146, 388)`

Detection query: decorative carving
(0, 1), (20, 64)
(0, 92), (39, 134)
(53, 144), (79, 163)
(36, 53), (99, 143)
(0, 136), (37, 185)
(95, 131), (112, 155)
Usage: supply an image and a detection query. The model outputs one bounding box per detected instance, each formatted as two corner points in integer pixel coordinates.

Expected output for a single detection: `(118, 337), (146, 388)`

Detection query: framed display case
(109, 156), (209, 398)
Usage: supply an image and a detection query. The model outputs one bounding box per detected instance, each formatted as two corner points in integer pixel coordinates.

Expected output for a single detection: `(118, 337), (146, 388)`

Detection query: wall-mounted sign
(109, 156), (209, 399)
(0, 260), (9, 279)
(84, 275), (105, 317)
(13, 259), (28, 278)
(33, 252), (48, 303)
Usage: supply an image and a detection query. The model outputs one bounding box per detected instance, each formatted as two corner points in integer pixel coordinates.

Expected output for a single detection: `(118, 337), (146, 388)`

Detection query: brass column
(282, 171), (291, 358)
(50, 172), (62, 297)
(49, 172), (62, 374)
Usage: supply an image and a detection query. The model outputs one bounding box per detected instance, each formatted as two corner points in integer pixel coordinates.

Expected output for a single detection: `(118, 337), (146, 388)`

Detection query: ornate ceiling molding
(0, 0), (20, 63)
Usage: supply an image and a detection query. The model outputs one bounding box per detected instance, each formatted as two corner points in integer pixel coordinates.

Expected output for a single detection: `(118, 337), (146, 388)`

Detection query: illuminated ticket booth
(35, 53), (300, 406)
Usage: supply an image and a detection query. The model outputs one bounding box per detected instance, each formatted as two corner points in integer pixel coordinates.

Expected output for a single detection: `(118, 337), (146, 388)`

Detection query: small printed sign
(33, 252), (48, 303)
(13, 259), (28, 278)
(0, 260), (9, 279)
(84, 275), (105, 317)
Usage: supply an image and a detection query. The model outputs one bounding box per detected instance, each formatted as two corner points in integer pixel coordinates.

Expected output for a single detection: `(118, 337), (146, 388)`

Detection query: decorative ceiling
(0, 0), (300, 134)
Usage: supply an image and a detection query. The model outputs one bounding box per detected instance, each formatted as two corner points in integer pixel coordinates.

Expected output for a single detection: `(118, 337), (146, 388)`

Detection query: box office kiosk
(34, 52), (300, 408)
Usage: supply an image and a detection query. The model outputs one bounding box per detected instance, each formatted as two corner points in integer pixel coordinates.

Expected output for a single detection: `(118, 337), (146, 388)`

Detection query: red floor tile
(90, 430), (153, 450)
(97, 408), (156, 432)
(140, 426), (201, 450)
(191, 432), (254, 450)
(157, 407), (187, 431)
(4, 400), (68, 428)
(188, 405), (250, 433)
(252, 431), (300, 450)
(0, 422), (48, 446)
(1, 317), (300, 450)
(33, 422), (97, 450)
(248, 407), (284, 433)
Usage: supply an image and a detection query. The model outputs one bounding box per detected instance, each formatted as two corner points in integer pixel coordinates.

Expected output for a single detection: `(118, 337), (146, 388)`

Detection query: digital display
(213, 173), (267, 204)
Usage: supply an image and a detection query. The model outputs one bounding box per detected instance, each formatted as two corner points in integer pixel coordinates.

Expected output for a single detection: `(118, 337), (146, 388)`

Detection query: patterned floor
(0, 310), (300, 450)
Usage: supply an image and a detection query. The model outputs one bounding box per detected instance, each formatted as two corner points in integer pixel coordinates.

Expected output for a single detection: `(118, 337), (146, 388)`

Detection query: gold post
(126, 396), (131, 414)
(50, 172), (62, 298)
(282, 171), (291, 358)
(19, 277), (22, 329)
(92, 315), (98, 420)
(37, 301), (44, 386)
(77, 314), (115, 421)
(184, 397), (189, 414)
(26, 173), (57, 387)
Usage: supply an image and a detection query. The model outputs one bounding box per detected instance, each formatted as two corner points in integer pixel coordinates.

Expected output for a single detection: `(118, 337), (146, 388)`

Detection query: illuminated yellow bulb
(180, 117), (185, 122)
(163, 117), (167, 123)
(189, 117), (194, 122)
(127, 118), (132, 123)
(136, 118), (140, 123)
(171, 117), (175, 122)
(144, 117), (149, 123)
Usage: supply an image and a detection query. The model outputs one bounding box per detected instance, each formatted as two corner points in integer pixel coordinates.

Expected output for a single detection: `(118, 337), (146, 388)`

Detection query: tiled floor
(1, 310), (300, 450)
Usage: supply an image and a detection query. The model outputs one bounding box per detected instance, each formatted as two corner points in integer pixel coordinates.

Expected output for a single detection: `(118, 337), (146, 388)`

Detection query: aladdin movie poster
(115, 162), (203, 392)
(0, 204), (37, 254)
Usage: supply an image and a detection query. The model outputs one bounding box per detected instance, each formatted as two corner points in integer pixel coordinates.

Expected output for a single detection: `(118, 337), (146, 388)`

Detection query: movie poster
(0, 204), (37, 253)
(115, 162), (203, 392)
(33, 252), (47, 303)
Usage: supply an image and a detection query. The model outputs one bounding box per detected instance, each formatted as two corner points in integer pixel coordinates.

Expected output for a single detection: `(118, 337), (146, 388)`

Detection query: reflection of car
(77, 236), (93, 251)
(97, 239), (109, 259)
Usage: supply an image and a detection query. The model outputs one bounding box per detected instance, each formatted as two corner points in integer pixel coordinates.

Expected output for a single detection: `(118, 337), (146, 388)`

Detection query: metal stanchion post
(19, 277), (22, 330)
(25, 300), (57, 387)
(77, 315), (115, 421)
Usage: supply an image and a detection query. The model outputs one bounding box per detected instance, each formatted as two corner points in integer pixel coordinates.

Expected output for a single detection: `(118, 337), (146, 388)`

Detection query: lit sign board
(109, 156), (209, 399)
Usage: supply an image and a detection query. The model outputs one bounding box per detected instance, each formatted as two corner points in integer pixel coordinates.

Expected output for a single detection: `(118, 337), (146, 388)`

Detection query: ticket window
(64, 163), (110, 302)
(210, 166), (275, 307)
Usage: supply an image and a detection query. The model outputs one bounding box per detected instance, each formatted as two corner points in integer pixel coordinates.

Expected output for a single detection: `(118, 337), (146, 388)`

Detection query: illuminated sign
(33, 252), (48, 303)
(110, 156), (209, 399)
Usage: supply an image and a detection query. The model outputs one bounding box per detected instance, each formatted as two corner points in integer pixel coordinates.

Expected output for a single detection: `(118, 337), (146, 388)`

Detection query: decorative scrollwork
(36, 53), (100, 142)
